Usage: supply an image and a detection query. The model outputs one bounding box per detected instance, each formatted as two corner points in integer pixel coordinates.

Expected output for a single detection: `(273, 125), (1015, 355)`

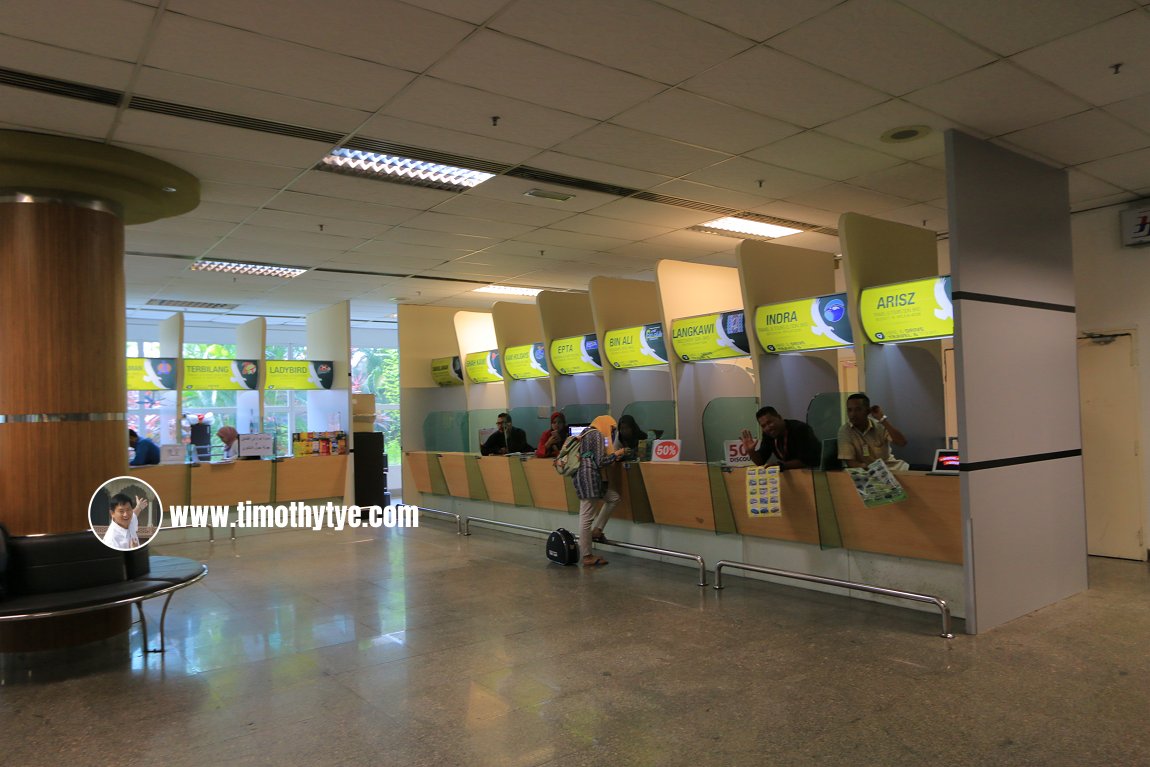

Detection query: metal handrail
(713, 560), (954, 638)
(417, 506), (463, 535)
(463, 516), (549, 537)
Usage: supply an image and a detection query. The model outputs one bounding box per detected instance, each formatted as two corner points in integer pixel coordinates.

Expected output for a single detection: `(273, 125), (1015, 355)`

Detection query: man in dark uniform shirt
(739, 406), (821, 470)
(480, 412), (530, 455)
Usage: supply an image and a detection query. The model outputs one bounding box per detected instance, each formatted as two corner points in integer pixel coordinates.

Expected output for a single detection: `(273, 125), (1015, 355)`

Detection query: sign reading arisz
(860, 276), (953, 344)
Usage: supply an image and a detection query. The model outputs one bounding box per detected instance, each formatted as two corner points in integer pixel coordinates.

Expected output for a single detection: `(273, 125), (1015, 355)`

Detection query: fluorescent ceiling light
(190, 259), (308, 279)
(473, 285), (543, 297)
(693, 216), (803, 240)
(319, 148), (495, 192)
(146, 299), (239, 310)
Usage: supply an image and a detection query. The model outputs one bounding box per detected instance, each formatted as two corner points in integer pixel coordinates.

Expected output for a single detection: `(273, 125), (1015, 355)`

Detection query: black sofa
(0, 526), (207, 653)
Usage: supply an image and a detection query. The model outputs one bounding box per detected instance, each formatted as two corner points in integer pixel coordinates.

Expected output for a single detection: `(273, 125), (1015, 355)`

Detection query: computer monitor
(568, 424), (590, 438)
(930, 449), (960, 475)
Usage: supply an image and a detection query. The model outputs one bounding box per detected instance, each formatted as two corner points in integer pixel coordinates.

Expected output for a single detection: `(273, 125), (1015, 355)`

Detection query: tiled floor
(2, 521), (1148, 766)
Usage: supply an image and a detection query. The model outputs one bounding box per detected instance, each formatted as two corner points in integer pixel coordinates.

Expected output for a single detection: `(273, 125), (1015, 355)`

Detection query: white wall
(1072, 204), (1150, 541)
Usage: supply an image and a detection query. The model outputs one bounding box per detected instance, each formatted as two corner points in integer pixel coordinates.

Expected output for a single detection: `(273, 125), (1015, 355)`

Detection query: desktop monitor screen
(931, 449), (960, 474)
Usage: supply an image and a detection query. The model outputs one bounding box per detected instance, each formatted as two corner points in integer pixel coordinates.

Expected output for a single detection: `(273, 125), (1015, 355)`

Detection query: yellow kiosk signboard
(860, 276), (953, 343)
(549, 334), (602, 375)
(265, 360), (334, 390)
(504, 343), (549, 380)
(671, 310), (751, 362)
(431, 356), (463, 386)
(127, 357), (177, 390)
(182, 359), (259, 390)
(464, 350), (503, 383)
(754, 293), (853, 353)
(603, 323), (668, 369)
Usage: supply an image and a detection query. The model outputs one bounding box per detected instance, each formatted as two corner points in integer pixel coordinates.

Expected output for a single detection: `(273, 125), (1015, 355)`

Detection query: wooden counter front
(829, 472), (962, 564)
(405, 451), (435, 494)
(275, 455), (347, 503)
(190, 460), (274, 506)
(639, 462), (716, 531)
(477, 456), (515, 505)
(521, 457), (575, 513)
(128, 464), (189, 508)
(723, 468), (821, 545)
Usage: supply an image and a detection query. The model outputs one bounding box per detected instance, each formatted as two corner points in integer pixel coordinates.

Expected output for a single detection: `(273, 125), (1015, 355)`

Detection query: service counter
(639, 462), (718, 531)
(520, 455), (576, 513)
(128, 464), (189, 506)
(722, 467), (821, 545)
(129, 455), (348, 508)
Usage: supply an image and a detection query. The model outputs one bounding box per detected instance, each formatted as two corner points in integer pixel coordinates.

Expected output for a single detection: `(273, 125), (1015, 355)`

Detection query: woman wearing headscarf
(573, 414), (626, 567)
(216, 425), (239, 460)
(536, 411), (569, 459)
(613, 414), (648, 460)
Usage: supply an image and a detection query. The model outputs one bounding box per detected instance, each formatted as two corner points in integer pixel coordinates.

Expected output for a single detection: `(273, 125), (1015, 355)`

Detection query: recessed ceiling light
(190, 259), (308, 278)
(523, 188), (574, 202)
(318, 148), (495, 192)
(146, 299), (239, 310)
(473, 285), (543, 297)
(691, 216), (803, 240)
(881, 125), (932, 143)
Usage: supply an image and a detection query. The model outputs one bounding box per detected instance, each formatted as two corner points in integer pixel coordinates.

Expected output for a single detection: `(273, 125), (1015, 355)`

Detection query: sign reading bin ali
(671, 310), (751, 362)
(603, 323), (668, 369)
(549, 334), (602, 375)
(431, 356), (463, 386)
(860, 275), (953, 344)
(464, 350), (503, 383)
(265, 360), (334, 390)
(127, 357), (177, 390)
(182, 359), (259, 390)
(504, 343), (549, 380)
(755, 293), (853, 353)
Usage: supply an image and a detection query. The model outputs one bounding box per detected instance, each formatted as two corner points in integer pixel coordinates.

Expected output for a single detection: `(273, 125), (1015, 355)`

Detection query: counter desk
(129, 454), (349, 508)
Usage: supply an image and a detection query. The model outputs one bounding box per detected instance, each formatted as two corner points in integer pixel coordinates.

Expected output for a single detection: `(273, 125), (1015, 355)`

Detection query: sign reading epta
(860, 276), (953, 344)
(755, 293), (853, 353)
(603, 323), (668, 369)
(549, 334), (602, 375)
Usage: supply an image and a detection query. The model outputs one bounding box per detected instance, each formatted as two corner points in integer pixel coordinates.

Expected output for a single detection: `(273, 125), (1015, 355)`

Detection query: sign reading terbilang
(127, 357), (177, 390)
(671, 310), (751, 362)
(504, 343), (549, 380)
(464, 350), (503, 384)
(603, 323), (668, 369)
(755, 293), (853, 353)
(549, 334), (602, 375)
(182, 359), (259, 390)
(431, 356), (463, 386)
(860, 276), (953, 343)
(265, 360), (334, 390)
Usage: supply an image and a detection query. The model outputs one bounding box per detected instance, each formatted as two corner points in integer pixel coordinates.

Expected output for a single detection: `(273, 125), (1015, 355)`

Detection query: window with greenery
(351, 347), (400, 468)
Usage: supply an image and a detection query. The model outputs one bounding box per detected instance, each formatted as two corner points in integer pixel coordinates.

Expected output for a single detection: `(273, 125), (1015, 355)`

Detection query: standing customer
(573, 414), (626, 567)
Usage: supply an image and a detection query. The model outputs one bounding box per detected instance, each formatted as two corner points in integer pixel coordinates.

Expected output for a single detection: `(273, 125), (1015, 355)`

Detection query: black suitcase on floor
(546, 528), (579, 566)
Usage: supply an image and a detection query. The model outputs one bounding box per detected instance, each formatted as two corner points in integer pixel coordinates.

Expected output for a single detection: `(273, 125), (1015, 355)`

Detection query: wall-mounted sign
(431, 356), (463, 386)
(550, 334), (602, 375)
(182, 359), (259, 390)
(127, 357), (177, 390)
(1120, 206), (1150, 247)
(465, 350), (503, 383)
(504, 343), (550, 380)
(755, 293), (853, 353)
(603, 323), (668, 369)
(670, 310), (750, 362)
(265, 360), (334, 390)
(860, 276), (953, 344)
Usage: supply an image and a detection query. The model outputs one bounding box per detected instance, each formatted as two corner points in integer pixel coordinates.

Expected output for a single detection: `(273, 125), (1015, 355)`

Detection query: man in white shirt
(838, 392), (909, 471)
(101, 493), (148, 550)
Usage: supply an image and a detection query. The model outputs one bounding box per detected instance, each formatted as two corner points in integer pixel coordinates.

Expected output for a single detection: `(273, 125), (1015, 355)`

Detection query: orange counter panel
(405, 451), (435, 495)
(639, 462), (715, 531)
(724, 468), (821, 545)
(522, 457), (572, 513)
(276, 455), (347, 503)
(128, 464), (188, 508)
(477, 456), (515, 505)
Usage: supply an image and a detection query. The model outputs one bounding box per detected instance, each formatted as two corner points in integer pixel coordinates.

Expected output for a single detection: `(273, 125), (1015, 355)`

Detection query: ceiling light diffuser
(473, 285), (543, 297)
(318, 148), (495, 192)
(190, 259), (308, 279)
(695, 217), (803, 239)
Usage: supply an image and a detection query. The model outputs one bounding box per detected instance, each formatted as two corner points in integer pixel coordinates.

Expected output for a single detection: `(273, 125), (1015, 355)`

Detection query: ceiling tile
(0, 87), (117, 139)
(224, 224), (369, 252)
(184, 201), (258, 224)
(395, 0), (510, 26)
(400, 211), (537, 239)
(366, 227), (497, 251)
(130, 217), (237, 238)
(637, 230), (738, 254)
(243, 209), (392, 239)
(381, 77), (597, 150)
(1066, 169), (1126, 207)
(784, 182), (913, 215)
(466, 176), (621, 212)
(751, 201), (841, 228)
(147, 14), (415, 111)
(124, 232), (217, 256)
(288, 171), (457, 209)
(322, 251), (452, 272)
(646, 180), (778, 212)
(0, 34), (135, 90)
(131, 68), (371, 133)
(166, 0), (475, 71)
(550, 214), (673, 241)
(0, 0), (156, 61)
(551, 123), (730, 177)
(816, 99), (958, 160)
(353, 114), (541, 165)
(683, 157), (831, 199)
(197, 181), (281, 207)
(428, 30), (665, 120)
(1003, 109), (1150, 166)
(589, 198), (716, 228)
(682, 46), (888, 128)
(122, 146), (303, 188)
(431, 195), (576, 227)
(746, 131), (903, 181)
(1011, 11), (1150, 107)
(770, 0), (994, 96)
(1104, 92), (1150, 134)
(608, 240), (718, 262)
(653, 0), (843, 43)
(848, 162), (948, 204)
(491, 0), (752, 84)
(767, 231), (841, 252)
(612, 89), (801, 154)
(906, 61), (1091, 137)
(1076, 147), (1150, 191)
(208, 241), (342, 266)
(528, 152), (672, 191)
(516, 229), (633, 251)
(267, 191), (419, 226)
(877, 203), (949, 233)
(900, 0), (1133, 56)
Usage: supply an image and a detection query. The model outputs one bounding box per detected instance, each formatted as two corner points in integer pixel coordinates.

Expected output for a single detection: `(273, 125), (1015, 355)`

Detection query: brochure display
(745, 465), (781, 517)
(846, 459), (908, 507)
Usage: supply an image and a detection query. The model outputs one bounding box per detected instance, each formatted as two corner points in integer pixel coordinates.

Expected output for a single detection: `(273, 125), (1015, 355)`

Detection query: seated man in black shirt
(739, 406), (822, 470)
(480, 412), (530, 455)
